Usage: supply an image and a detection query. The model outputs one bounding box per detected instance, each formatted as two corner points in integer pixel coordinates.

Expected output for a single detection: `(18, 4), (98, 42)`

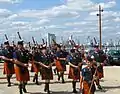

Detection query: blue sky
(0, 0), (63, 11)
(0, 0), (120, 44)
(2, 0), (119, 11)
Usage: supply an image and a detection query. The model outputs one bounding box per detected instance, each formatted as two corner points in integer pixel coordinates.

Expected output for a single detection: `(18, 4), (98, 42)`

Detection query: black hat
(70, 49), (75, 53)
(57, 44), (61, 48)
(17, 41), (23, 45)
(32, 46), (37, 50)
(41, 44), (46, 50)
(87, 56), (93, 62)
(94, 45), (99, 48)
(98, 50), (104, 54)
(4, 41), (9, 45)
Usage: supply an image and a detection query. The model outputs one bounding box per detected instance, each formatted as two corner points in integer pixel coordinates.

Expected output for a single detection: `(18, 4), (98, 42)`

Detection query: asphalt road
(0, 64), (120, 94)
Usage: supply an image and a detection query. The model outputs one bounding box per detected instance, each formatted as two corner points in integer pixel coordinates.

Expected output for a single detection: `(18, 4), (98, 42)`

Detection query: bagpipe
(4, 34), (9, 42)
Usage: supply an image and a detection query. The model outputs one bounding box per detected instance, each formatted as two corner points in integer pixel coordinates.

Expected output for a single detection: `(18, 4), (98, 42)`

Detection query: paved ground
(0, 64), (120, 94)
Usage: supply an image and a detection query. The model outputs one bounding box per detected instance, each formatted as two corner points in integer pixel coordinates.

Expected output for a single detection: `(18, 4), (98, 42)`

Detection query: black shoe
(44, 88), (47, 92)
(44, 89), (50, 94)
(7, 83), (11, 87)
(73, 89), (78, 93)
(33, 77), (35, 82)
(36, 81), (39, 85)
(19, 89), (23, 94)
(44, 83), (50, 94)
(58, 76), (60, 81)
(44, 84), (47, 92)
(97, 85), (102, 90)
(23, 88), (27, 93)
(53, 69), (56, 75)
(62, 80), (65, 83)
(47, 90), (50, 94)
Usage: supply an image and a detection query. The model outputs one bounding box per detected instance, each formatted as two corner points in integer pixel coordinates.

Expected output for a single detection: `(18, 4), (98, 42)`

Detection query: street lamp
(97, 5), (103, 49)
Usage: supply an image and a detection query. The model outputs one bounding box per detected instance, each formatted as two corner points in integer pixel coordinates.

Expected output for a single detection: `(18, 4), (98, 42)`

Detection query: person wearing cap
(68, 49), (82, 93)
(80, 56), (96, 94)
(38, 45), (55, 94)
(0, 41), (15, 87)
(13, 41), (30, 94)
(55, 44), (67, 83)
(30, 46), (41, 85)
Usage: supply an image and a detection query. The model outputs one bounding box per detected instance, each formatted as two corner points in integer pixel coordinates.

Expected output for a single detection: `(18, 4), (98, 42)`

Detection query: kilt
(3, 62), (15, 75)
(97, 71), (104, 79)
(68, 67), (80, 80)
(15, 65), (30, 81)
(31, 61), (40, 73)
(55, 60), (66, 72)
(82, 81), (96, 94)
(40, 67), (53, 80)
(97, 65), (104, 79)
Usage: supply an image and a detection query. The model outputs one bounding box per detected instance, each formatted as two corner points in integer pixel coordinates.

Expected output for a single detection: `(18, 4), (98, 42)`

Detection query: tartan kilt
(40, 67), (53, 80)
(97, 71), (104, 79)
(82, 81), (96, 94)
(97, 65), (104, 79)
(3, 62), (15, 75)
(55, 60), (66, 72)
(68, 66), (80, 80)
(31, 61), (40, 73)
(15, 65), (30, 81)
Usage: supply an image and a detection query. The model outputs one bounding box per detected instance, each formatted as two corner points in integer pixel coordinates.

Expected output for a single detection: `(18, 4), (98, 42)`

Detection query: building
(47, 33), (56, 46)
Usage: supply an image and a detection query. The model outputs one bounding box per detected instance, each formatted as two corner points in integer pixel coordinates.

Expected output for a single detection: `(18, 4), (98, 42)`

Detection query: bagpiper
(30, 46), (41, 85)
(92, 46), (106, 89)
(55, 44), (67, 83)
(13, 41), (30, 94)
(0, 41), (15, 87)
(90, 55), (103, 90)
(68, 49), (82, 93)
(38, 45), (55, 94)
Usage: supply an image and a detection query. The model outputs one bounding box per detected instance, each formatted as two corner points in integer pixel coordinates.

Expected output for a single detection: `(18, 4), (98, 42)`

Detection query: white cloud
(0, 0), (22, 4)
(65, 30), (83, 33)
(65, 0), (116, 11)
(97, 1), (116, 9)
(65, 21), (93, 27)
(0, 9), (12, 18)
(0, 0), (119, 43)
(114, 17), (120, 22)
(37, 19), (50, 24)
(116, 32), (120, 35)
(112, 12), (120, 17)
(17, 8), (79, 19)
(66, 0), (95, 11)
(10, 21), (30, 27)
(88, 10), (120, 21)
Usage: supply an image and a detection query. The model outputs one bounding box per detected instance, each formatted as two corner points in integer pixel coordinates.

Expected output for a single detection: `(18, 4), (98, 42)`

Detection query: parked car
(107, 50), (120, 65)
